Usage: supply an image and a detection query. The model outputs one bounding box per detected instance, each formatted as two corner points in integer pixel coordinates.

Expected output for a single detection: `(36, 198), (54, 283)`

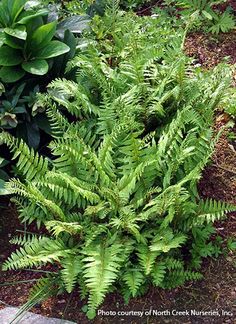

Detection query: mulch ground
(137, 0), (236, 16)
(185, 31), (236, 68)
(0, 6), (236, 324)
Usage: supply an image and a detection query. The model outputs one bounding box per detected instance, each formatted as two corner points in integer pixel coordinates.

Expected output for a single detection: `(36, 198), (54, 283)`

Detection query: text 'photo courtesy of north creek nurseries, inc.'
(0, 1), (236, 324)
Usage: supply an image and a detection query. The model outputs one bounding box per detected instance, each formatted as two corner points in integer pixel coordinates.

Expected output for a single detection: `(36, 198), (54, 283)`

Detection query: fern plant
(164, 0), (235, 34)
(2, 11), (236, 320)
(208, 8), (236, 34)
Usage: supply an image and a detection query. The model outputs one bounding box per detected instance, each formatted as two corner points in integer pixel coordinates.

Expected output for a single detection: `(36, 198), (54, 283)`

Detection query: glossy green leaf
(22, 59), (49, 75)
(31, 21), (57, 49)
(0, 32), (6, 46)
(0, 168), (9, 181)
(16, 121), (41, 148)
(56, 15), (90, 39)
(0, 46), (23, 66)
(4, 26), (27, 40)
(17, 8), (48, 24)
(14, 106), (27, 114)
(0, 66), (25, 82)
(0, 1), (11, 27)
(0, 179), (10, 195)
(34, 114), (51, 134)
(51, 30), (76, 76)
(4, 34), (24, 49)
(0, 157), (9, 168)
(202, 10), (213, 20)
(11, 0), (27, 22)
(26, 121), (40, 148)
(36, 41), (70, 59)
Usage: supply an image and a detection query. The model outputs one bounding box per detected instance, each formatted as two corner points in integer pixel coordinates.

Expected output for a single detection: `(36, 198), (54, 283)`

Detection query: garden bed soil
(185, 31), (236, 69)
(137, 0), (236, 16)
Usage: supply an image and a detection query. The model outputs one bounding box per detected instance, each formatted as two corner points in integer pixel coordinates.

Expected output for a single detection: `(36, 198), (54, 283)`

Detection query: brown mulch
(137, 0), (236, 16)
(202, 115), (236, 199)
(198, 113), (236, 240)
(185, 31), (236, 68)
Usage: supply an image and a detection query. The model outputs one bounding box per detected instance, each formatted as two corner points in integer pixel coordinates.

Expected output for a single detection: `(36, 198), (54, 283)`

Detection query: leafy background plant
(0, 0), (71, 83)
(162, 0), (235, 34)
(0, 0), (91, 192)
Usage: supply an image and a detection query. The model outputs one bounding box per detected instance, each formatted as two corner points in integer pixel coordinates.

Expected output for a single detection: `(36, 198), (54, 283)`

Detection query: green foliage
(0, 156), (10, 195)
(53, 0), (149, 15)
(167, 0), (226, 12)
(0, 82), (50, 146)
(2, 10), (236, 319)
(208, 8), (235, 34)
(0, 0), (70, 83)
(0, 0), (91, 195)
(0, 25), (79, 153)
(163, 0), (235, 34)
(227, 237), (236, 251)
(119, 0), (150, 10)
(0, 0), (90, 82)
(123, 269), (144, 297)
(63, 0), (106, 16)
(220, 76), (236, 117)
(0, 0), (88, 83)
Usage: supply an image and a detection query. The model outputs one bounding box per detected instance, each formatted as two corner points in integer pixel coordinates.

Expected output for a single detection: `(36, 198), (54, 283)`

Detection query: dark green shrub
(0, 0), (71, 83)
(0, 0), (90, 193)
(0, 0), (89, 140)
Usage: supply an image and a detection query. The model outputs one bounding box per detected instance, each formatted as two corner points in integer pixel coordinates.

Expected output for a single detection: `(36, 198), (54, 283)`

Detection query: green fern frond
(45, 221), (82, 237)
(48, 78), (100, 117)
(84, 225), (108, 247)
(61, 256), (82, 293)
(162, 269), (203, 288)
(6, 179), (66, 220)
(82, 243), (125, 311)
(137, 245), (159, 275)
(10, 234), (43, 247)
(46, 103), (71, 138)
(150, 229), (187, 253)
(123, 269), (144, 297)
(1, 132), (48, 181)
(45, 172), (100, 204)
(151, 262), (166, 286)
(164, 257), (184, 270)
(3, 237), (70, 270)
(196, 199), (236, 224)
